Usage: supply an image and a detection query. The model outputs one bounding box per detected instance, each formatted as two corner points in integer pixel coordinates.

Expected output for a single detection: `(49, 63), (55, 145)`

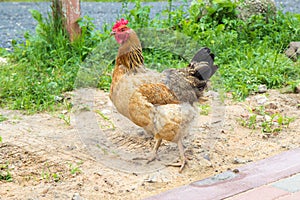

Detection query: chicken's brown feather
(138, 83), (180, 105)
(128, 90), (153, 127)
(128, 83), (179, 128)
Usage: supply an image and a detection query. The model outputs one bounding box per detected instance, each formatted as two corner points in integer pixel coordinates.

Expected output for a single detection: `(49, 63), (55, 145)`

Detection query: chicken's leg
(166, 139), (186, 173)
(146, 138), (162, 163)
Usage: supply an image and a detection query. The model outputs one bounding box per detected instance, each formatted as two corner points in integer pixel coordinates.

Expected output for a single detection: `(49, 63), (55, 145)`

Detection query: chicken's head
(111, 18), (131, 44)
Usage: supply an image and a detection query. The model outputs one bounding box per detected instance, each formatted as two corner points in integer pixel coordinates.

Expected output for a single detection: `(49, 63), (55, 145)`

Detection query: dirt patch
(0, 89), (299, 199)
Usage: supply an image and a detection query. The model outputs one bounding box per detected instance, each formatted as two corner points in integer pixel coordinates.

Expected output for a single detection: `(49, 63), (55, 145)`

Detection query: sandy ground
(0, 88), (299, 200)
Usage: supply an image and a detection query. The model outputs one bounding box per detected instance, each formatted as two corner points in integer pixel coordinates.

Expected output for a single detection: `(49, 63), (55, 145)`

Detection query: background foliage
(0, 0), (300, 113)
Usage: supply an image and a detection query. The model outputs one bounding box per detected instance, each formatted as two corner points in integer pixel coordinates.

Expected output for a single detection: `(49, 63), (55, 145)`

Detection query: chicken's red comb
(112, 18), (129, 31)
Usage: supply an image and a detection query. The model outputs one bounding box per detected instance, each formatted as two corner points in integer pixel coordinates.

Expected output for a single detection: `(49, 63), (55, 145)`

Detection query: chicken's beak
(110, 31), (116, 36)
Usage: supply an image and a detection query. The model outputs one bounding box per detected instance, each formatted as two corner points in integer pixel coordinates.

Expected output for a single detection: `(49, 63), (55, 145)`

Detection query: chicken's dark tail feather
(189, 47), (218, 80)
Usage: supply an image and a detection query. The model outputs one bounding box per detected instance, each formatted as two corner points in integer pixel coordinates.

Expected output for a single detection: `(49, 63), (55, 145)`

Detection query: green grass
(0, 114), (8, 122)
(0, 0), (300, 113)
(68, 161), (83, 175)
(0, 10), (102, 113)
(0, 163), (12, 182)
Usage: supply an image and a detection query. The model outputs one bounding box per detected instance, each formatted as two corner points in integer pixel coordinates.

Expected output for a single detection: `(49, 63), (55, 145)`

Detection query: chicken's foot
(166, 139), (186, 173)
(133, 139), (162, 163)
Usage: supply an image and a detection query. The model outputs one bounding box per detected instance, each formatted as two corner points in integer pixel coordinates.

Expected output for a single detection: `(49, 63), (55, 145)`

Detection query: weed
(0, 114), (8, 122)
(95, 110), (116, 130)
(261, 113), (295, 133)
(198, 104), (210, 116)
(40, 162), (63, 182)
(239, 105), (295, 134)
(52, 173), (60, 182)
(248, 114), (258, 129)
(238, 113), (257, 130)
(69, 161), (83, 175)
(41, 169), (50, 180)
(0, 163), (13, 182)
(58, 114), (71, 126)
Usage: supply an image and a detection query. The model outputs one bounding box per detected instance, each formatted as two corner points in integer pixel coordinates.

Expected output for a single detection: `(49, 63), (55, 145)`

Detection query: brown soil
(0, 88), (299, 200)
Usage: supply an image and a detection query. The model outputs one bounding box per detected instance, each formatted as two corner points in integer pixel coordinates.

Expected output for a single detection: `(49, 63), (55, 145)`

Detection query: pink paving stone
(226, 185), (290, 200)
(146, 148), (300, 200)
(277, 191), (300, 200)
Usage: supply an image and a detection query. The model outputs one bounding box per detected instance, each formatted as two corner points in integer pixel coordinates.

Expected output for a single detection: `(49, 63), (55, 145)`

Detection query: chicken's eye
(120, 28), (126, 32)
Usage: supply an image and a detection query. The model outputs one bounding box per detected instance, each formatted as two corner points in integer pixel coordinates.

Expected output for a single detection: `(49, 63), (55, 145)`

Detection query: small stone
(285, 42), (300, 61)
(42, 188), (49, 194)
(203, 154), (210, 161)
(262, 134), (271, 139)
(264, 115), (272, 122)
(265, 101), (278, 109)
(101, 109), (111, 115)
(240, 113), (249, 118)
(233, 157), (250, 164)
(258, 84), (267, 93)
(104, 178), (113, 187)
(94, 172), (102, 177)
(256, 115), (264, 122)
(104, 189), (114, 194)
(201, 158), (213, 167)
(144, 175), (158, 183)
(93, 186), (99, 191)
(54, 96), (63, 102)
(255, 95), (268, 105)
(99, 101), (105, 105)
(137, 129), (146, 136)
(132, 172), (138, 176)
(61, 110), (68, 114)
(72, 193), (83, 200)
(131, 187), (136, 191)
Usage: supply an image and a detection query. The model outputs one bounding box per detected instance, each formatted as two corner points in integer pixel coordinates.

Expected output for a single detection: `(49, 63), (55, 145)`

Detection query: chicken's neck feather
(116, 30), (144, 72)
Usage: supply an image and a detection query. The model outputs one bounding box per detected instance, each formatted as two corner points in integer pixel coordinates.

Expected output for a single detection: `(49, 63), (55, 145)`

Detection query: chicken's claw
(146, 154), (160, 164)
(133, 139), (162, 163)
(166, 157), (187, 173)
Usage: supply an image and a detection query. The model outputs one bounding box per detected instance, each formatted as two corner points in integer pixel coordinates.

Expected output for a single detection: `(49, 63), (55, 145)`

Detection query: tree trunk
(52, 0), (81, 42)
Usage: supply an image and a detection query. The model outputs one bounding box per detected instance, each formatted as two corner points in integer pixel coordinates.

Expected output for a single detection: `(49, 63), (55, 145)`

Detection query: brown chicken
(110, 18), (218, 172)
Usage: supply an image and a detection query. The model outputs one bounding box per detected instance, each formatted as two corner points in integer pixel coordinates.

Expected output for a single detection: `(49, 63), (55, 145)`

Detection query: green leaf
(29, 9), (43, 23)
